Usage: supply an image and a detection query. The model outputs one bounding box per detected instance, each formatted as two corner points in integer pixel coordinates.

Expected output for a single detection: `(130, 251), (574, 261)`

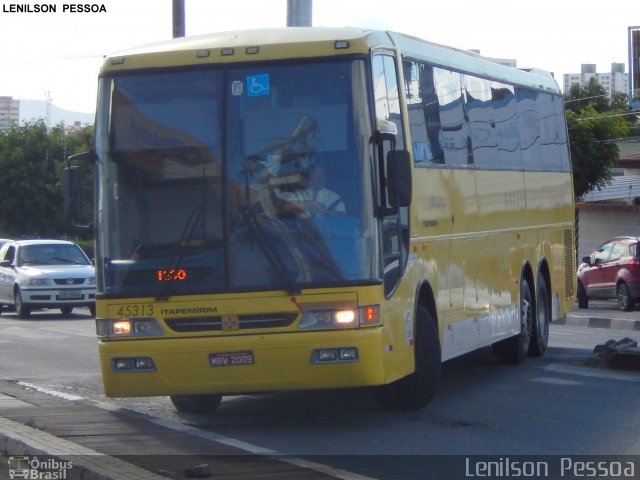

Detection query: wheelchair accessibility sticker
(247, 74), (270, 97)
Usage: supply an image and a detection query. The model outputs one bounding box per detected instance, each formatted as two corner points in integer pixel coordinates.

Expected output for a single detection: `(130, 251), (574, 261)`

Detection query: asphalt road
(1, 303), (639, 480)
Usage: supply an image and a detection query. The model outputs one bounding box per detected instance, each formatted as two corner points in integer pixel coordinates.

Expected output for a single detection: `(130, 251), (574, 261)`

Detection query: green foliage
(565, 79), (630, 199)
(0, 120), (93, 239)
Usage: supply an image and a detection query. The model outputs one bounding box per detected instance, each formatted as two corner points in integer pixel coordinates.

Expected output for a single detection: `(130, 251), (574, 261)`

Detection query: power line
(575, 110), (640, 121)
(564, 94), (612, 104)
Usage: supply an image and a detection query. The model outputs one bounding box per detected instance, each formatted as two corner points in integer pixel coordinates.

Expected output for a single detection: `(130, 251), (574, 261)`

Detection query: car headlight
(87, 277), (96, 285)
(24, 277), (54, 286)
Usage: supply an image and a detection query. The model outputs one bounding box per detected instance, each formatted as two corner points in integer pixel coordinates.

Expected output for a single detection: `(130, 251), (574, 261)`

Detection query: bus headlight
(298, 305), (379, 329)
(96, 318), (164, 338)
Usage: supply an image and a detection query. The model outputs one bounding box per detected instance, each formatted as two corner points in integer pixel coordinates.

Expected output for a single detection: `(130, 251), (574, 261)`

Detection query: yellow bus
(65, 27), (576, 412)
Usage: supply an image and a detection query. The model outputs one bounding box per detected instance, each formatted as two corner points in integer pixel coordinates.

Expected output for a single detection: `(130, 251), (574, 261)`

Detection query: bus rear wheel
(529, 275), (550, 357)
(170, 394), (222, 414)
(372, 306), (441, 411)
(492, 278), (533, 364)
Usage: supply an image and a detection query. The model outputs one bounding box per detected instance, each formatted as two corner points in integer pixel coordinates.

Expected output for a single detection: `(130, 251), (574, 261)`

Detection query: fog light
(113, 358), (133, 371)
(312, 347), (359, 364)
(113, 357), (156, 372)
(135, 357), (156, 370)
(339, 347), (358, 361)
(317, 349), (338, 362)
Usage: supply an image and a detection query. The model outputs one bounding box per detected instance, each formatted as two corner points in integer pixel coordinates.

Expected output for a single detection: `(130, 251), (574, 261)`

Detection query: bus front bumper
(99, 328), (388, 397)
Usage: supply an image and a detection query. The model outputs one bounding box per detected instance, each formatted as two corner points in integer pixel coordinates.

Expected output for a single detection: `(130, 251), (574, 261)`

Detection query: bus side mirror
(61, 151), (94, 232)
(387, 149), (412, 208)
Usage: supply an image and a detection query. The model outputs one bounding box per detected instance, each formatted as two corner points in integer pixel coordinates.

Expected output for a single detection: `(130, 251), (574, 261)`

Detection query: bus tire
(372, 305), (440, 410)
(492, 278), (533, 364)
(529, 275), (550, 357)
(170, 394), (222, 414)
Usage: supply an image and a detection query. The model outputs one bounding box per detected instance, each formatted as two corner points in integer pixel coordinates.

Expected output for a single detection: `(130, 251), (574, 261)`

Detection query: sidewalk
(0, 380), (354, 480)
(558, 301), (640, 331)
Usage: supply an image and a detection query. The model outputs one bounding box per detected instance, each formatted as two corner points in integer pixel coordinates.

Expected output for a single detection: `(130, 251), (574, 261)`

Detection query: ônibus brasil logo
(8, 456), (73, 479)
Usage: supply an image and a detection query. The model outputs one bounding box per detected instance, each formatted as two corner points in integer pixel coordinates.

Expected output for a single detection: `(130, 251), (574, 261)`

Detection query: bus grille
(165, 313), (297, 332)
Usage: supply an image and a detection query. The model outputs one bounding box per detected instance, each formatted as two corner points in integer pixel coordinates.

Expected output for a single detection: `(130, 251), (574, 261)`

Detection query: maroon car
(577, 236), (640, 311)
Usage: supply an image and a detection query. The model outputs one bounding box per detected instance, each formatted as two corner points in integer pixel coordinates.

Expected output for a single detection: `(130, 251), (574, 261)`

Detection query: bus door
(371, 53), (410, 297)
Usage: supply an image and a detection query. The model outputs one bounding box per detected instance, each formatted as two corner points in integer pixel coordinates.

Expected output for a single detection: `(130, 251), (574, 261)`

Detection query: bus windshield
(96, 59), (379, 297)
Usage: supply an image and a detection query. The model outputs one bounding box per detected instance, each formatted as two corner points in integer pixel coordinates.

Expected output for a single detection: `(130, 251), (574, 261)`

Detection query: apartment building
(563, 63), (628, 96)
(0, 96), (20, 129)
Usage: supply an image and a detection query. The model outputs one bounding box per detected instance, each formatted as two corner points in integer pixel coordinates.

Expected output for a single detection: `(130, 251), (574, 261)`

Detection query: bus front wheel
(372, 305), (441, 410)
(170, 394), (222, 414)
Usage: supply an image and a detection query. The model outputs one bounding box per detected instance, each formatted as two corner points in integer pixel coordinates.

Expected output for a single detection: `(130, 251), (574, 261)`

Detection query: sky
(0, 0), (635, 114)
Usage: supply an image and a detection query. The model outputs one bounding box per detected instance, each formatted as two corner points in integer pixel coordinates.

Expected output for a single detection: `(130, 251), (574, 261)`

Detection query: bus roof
(102, 27), (560, 93)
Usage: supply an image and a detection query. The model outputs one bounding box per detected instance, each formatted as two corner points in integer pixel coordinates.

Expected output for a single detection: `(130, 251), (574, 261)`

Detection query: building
(0, 96), (20, 130)
(576, 139), (640, 261)
(563, 63), (628, 97)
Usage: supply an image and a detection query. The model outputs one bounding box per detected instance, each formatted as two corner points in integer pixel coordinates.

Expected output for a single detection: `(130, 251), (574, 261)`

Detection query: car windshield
(96, 59), (379, 297)
(18, 244), (90, 266)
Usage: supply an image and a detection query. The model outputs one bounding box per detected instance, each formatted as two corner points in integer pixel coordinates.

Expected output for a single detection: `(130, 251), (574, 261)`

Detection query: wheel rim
(15, 291), (22, 312)
(521, 290), (533, 348)
(537, 301), (548, 340)
(617, 285), (629, 309)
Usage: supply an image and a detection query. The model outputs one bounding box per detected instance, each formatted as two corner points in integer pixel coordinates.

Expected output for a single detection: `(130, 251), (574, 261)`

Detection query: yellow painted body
(96, 28), (576, 398)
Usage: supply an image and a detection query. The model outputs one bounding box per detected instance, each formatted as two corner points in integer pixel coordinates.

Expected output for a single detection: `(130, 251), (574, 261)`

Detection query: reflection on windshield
(19, 245), (90, 267)
(98, 59), (378, 296)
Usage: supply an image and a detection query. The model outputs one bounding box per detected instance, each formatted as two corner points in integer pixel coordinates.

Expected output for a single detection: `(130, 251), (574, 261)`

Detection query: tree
(0, 120), (93, 238)
(565, 79), (630, 199)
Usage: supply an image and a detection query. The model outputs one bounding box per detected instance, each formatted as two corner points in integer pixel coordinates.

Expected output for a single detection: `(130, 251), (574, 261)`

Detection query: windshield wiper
(241, 157), (300, 296)
(243, 207), (300, 296)
(52, 257), (84, 265)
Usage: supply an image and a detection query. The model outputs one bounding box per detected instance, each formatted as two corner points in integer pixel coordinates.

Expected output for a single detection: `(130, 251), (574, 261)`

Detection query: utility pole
(287, 0), (312, 27)
(45, 90), (52, 130)
(173, 0), (185, 38)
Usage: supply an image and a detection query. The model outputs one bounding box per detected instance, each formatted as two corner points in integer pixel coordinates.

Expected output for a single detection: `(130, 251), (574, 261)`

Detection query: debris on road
(588, 338), (640, 370)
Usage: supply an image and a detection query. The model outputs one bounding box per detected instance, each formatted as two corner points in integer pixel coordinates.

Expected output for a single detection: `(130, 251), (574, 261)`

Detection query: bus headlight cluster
(96, 318), (164, 338)
(298, 305), (380, 329)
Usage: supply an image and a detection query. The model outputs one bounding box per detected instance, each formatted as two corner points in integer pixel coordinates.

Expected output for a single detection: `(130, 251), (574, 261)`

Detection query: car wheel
(372, 305), (441, 410)
(60, 306), (73, 316)
(577, 282), (588, 309)
(530, 275), (550, 357)
(170, 394), (223, 414)
(15, 288), (31, 319)
(89, 305), (96, 317)
(617, 283), (634, 312)
(492, 278), (533, 364)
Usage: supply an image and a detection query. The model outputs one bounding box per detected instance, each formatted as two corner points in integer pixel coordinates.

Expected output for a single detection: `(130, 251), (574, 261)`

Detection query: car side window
(609, 242), (626, 261)
(592, 243), (613, 264)
(3, 245), (16, 264)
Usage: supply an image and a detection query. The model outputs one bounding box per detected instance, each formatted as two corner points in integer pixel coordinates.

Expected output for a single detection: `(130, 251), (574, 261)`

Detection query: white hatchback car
(0, 239), (96, 318)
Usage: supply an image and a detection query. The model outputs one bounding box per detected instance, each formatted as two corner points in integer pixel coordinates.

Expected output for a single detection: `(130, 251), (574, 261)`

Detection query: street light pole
(173, 0), (185, 38)
(287, 0), (312, 27)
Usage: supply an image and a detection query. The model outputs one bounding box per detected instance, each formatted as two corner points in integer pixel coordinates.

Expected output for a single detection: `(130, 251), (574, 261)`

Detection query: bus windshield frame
(94, 58), (381, 298)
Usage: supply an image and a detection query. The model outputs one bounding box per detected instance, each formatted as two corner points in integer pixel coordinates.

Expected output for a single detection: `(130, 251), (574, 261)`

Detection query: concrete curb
(558, 315), (640, 331)
(0, 416), (165, 480)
